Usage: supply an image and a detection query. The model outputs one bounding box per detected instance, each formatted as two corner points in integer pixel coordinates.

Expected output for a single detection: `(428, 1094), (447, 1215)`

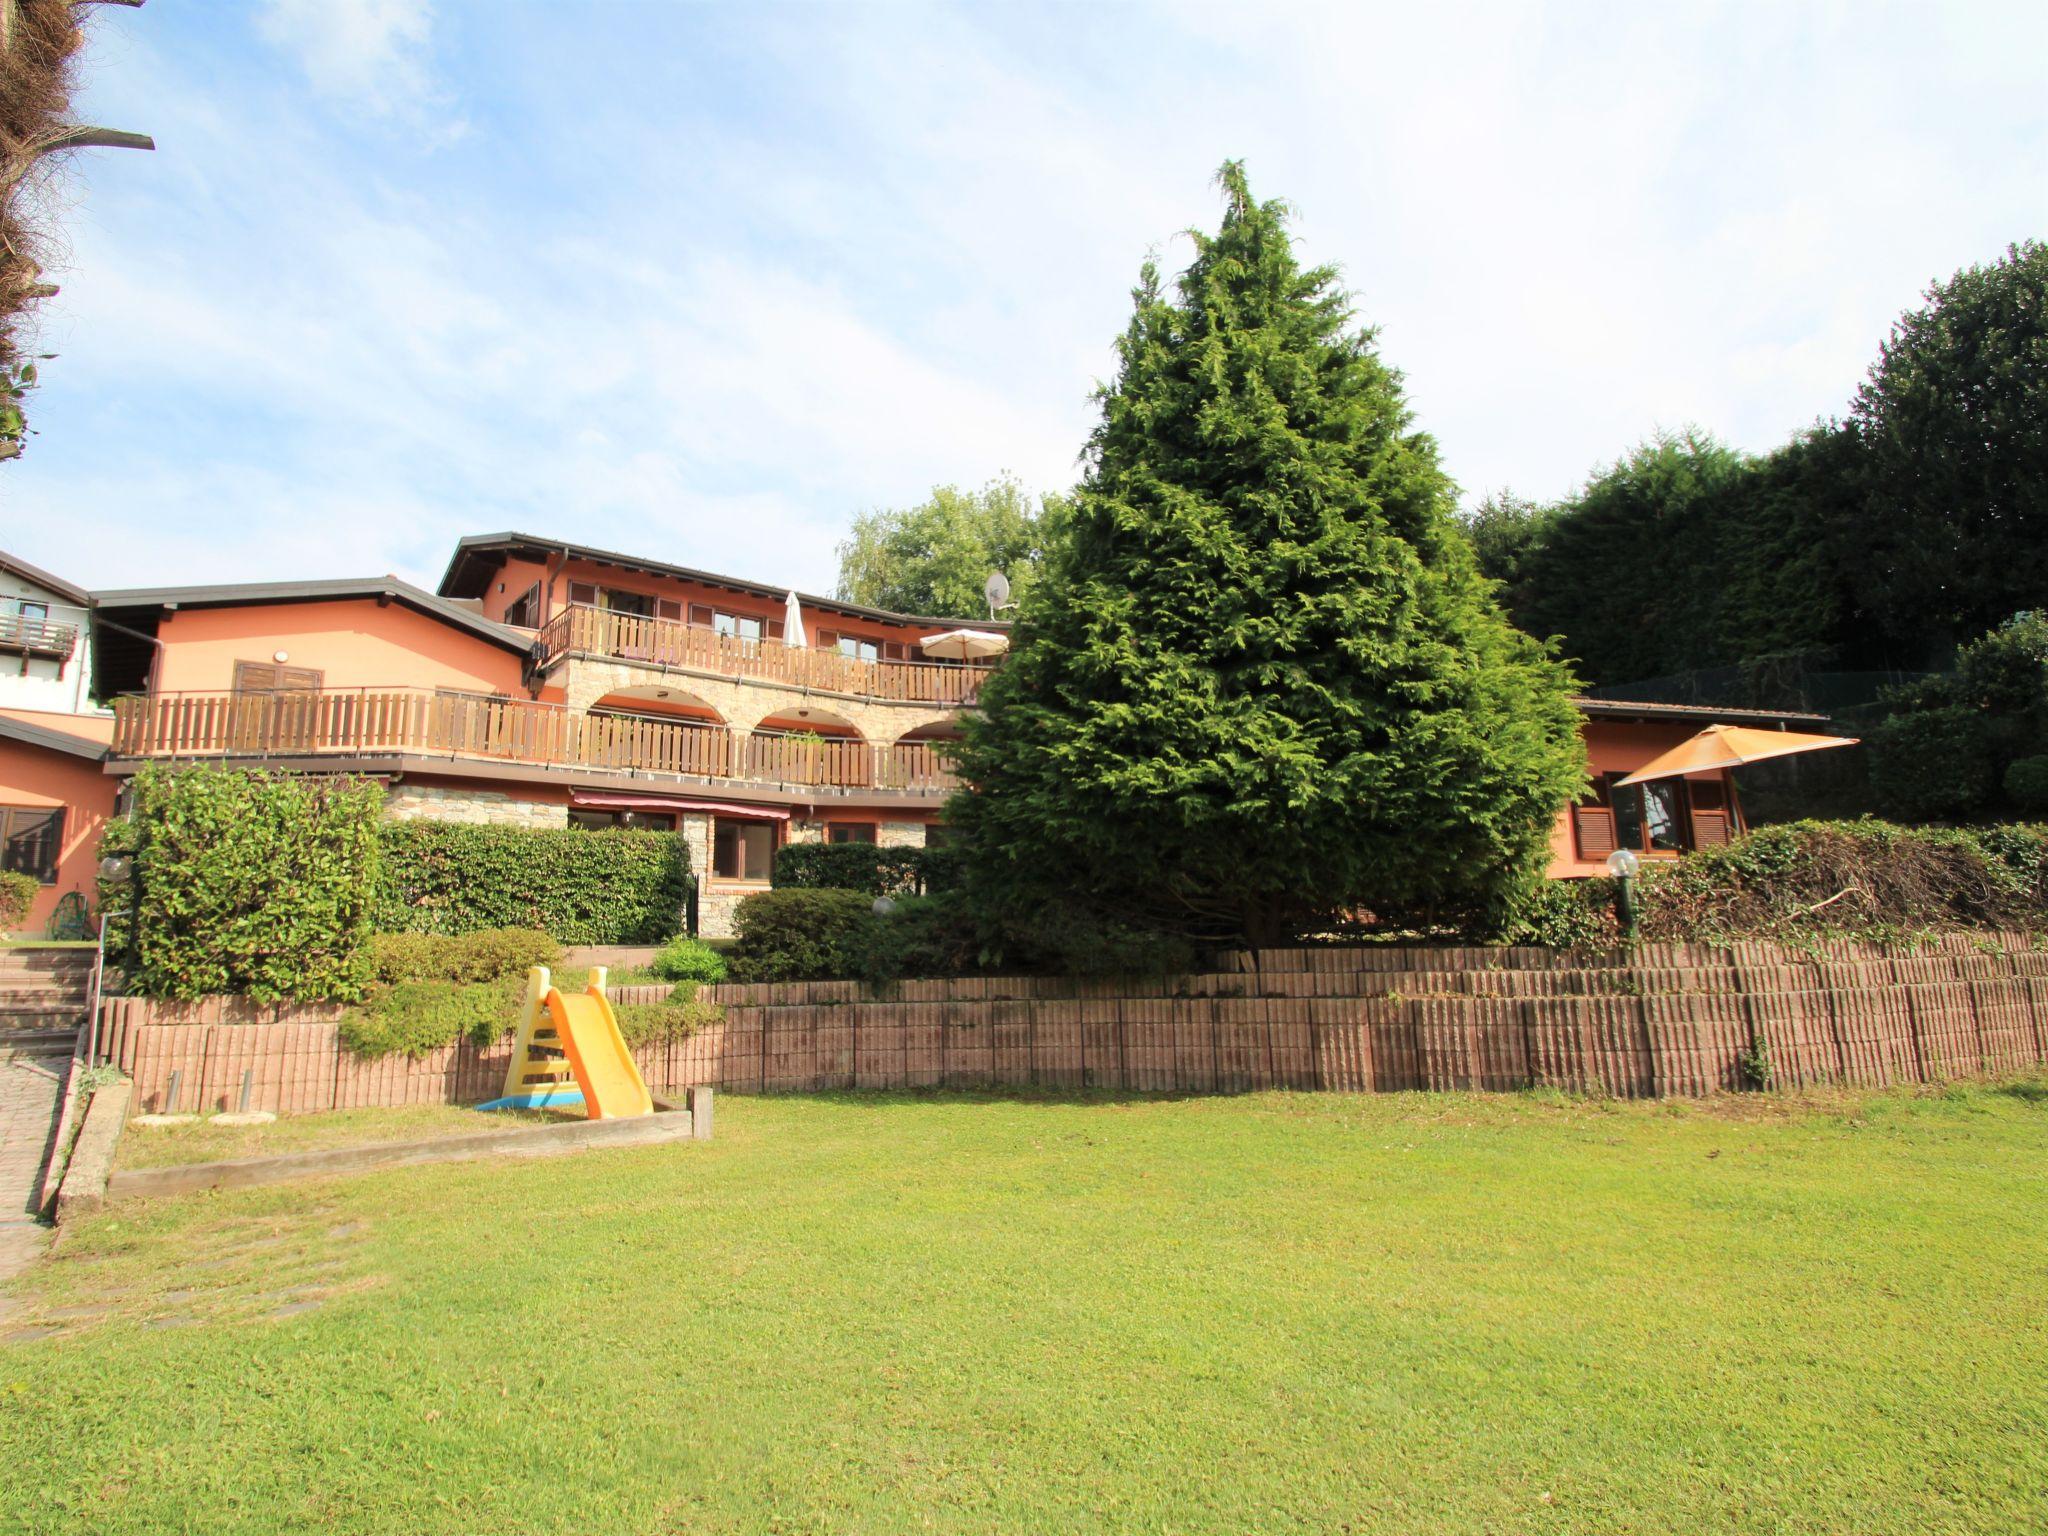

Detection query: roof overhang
(0, 547), (90, 607)
(1570, 696), (1831, 728)
(91, 577), (532, 658)
(0, 715), (109, 762)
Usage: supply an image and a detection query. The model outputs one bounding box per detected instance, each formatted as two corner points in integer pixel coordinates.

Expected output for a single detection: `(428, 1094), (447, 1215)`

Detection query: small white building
(0, 549), (101, 717)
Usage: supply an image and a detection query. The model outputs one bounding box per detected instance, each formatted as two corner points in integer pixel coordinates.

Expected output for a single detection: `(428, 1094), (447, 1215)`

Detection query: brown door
(231, 661), (324, 751)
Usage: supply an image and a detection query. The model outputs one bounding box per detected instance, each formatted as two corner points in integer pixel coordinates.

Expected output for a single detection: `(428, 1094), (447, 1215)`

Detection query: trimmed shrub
(339, 979), (517, 1059)
(650, 935), (727, 984)
(1497, 878), (1619, 948)
(123, 764), (383, 1003)
(2004, 756), (2048, 815)
(727, 888), (878, 983)
(374, 821), (690, 943)
(369, 928), (561, 985)
(0, 869), (36, 930)
(772, 841), (960, 896)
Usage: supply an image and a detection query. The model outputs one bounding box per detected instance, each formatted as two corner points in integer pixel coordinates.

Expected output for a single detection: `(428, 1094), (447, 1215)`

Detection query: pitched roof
(438, 532), (1012, 632)
(92, 575), (533, 655)
(0, 713), (108, 762)
(0, 548), (90, 607)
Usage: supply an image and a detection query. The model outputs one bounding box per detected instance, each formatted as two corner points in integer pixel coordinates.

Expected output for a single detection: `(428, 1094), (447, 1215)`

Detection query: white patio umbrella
(782, 591), (807, 647)
(918, 628), (1009, 660)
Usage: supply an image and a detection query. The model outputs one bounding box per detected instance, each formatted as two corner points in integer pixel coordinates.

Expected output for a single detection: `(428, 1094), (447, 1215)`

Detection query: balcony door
(230, 660), (324, 752)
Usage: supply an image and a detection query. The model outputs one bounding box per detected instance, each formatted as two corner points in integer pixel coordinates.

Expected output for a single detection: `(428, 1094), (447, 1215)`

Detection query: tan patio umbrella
(918, 628), (1009, 660)
(1616, 723), (1858, 786)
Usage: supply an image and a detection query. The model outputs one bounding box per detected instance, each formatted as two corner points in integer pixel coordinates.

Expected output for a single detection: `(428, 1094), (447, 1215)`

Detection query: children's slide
(542, 985), (654, 1120)
(479, 966), (654, 1118)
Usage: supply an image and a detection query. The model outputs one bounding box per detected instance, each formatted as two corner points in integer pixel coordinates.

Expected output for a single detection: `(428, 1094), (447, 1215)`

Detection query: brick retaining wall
(95, 936), (2048, 1115)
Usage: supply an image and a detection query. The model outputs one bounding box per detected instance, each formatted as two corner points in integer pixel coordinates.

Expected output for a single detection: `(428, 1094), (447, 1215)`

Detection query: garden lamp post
(1606, 847), (1640, 941)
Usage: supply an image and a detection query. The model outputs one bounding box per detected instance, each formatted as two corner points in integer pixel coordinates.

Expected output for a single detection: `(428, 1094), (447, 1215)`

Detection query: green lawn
(5, 1083), (2047, 1535)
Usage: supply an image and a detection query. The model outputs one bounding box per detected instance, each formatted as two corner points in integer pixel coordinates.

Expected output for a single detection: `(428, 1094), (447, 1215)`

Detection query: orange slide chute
(542, 985), (654, 1120)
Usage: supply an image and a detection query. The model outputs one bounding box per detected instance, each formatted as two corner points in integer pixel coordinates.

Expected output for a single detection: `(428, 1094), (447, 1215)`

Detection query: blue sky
(9, 0), (2046, 595)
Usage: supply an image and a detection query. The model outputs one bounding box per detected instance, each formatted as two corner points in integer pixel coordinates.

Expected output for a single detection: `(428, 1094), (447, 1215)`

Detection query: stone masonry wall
(383, 783), (568, 829)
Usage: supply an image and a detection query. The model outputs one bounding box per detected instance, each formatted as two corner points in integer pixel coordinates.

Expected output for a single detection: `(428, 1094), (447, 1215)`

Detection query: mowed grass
(5, 1083), (2048, 1535)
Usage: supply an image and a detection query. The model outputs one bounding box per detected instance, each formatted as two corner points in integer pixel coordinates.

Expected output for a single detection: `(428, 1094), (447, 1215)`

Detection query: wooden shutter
(233, 661), (322, 695)
(1688, 779), (1732, 847)
(816, 628), (838, 650)
(688, 603), (714, 628)
(569, 581), (597, 607)
(882, 640), (908, 661)
(1573, 804), (1617, 860)
(766, 618), (784, 641)
(656, 598), (683, 622)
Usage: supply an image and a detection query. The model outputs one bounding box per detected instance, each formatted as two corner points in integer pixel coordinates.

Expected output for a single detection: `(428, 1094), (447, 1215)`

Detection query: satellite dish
(984, 570), (1012, 617)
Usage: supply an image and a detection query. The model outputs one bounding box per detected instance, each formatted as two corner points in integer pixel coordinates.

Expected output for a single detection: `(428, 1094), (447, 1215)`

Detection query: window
(1594, 774), (1694, 858)
(568, 808), (677, 832)
(837, 636), (880, 663)
(1, 806), (63, 884)
(13, 600), (48, 622)
(826, 822), (877, 844)
(502, 582), (542, 629)
(713, 612), (764, 644)
(712, 818), (777, 881)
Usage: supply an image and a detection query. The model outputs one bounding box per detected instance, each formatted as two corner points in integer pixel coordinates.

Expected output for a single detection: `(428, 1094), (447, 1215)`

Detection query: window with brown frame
(0, 805), (64, 884)
(711, 818), (777, 881)
(502, 581), (542, 629)
(826, 822), (877, 845)
(1575, 774), (1734, 861)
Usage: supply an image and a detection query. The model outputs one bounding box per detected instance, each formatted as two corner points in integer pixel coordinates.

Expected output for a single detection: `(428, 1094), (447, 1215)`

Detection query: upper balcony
(109, 688), (957, 798)
(532, 604), (998, 708)
(0, 610), (79, 661)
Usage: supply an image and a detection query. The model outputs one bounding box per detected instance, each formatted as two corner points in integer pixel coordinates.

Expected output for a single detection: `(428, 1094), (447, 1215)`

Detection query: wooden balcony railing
(0, 612), (78, 659)
(533, 604), (996, 706)
(110, 689), (956, 795)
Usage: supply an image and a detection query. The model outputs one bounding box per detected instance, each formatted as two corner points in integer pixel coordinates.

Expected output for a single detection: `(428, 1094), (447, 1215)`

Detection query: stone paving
(0, 1056), (63, 1296)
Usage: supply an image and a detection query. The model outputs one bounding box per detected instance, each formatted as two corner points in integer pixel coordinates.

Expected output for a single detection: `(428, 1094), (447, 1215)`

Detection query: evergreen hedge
(373, 821), (691, 944)
(121, 763), (383, 1003)
(771, 842), (960, 896)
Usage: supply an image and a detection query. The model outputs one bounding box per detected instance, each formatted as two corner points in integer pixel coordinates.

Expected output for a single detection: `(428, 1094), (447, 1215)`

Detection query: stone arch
(587, 685), (727, 726)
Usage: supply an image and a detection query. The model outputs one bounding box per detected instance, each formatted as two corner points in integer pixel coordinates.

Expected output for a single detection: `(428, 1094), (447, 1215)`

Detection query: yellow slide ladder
(500, 966), (653, 1119)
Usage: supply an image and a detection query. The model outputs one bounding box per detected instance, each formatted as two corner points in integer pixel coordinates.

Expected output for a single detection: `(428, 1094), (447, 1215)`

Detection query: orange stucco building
(0, 533), (1830, 938)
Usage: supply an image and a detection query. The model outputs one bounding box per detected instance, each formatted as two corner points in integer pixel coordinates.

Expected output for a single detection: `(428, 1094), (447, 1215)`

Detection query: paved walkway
(0, 1057), (64, 1290)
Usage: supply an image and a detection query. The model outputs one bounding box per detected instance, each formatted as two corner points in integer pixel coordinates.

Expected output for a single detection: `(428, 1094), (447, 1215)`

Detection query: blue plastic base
(473, 1086), (586, 1112)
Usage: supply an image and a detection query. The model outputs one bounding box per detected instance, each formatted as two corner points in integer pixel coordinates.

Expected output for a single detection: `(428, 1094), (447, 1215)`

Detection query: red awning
(569, 791), (789, 821)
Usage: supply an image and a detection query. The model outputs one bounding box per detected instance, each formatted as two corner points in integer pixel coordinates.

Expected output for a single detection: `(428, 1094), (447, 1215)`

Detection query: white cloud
(255, 0), (444, 120)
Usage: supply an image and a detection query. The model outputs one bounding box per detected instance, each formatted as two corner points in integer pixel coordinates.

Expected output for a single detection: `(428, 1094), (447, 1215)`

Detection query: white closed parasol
(782, 591), (807, 647)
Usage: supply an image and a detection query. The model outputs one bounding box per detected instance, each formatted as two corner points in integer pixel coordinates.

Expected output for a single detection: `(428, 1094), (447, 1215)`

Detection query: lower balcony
(110, 688), (957, 797)
(0, 611), (78, 661)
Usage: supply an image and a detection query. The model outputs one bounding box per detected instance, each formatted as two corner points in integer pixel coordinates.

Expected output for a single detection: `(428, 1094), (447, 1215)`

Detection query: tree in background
(1868, 612), (2048, 823)
(1847, 241), (2048, 654)
(1, 1), (152, 459)
(949, 164), (1585, 951)
(836, 476), (1069, 618)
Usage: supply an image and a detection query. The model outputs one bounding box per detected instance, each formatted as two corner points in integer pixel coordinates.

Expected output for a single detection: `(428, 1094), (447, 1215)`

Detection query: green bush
(727, 888), (879, 982)
(374, 821), (691, 943)
(614, 983), (724, 1047)
(340, 978), (519, 1058)
(123, 764), (383, 1003)
(369, 928), (562, 985)
(771, 841), (960, 896)
(1497, 878), (1619, 948)
(1630, 819), (2048, 944)
(650, 935), (727, 984)
(0, 869), (36, 930)
(2004, 756), (2048, 815)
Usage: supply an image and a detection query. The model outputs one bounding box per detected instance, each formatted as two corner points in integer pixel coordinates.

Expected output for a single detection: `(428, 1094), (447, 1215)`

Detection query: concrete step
(0, 992), (91, 1014)
(0, 1031), (76, 1061)
(0, 1009), (86, 1034)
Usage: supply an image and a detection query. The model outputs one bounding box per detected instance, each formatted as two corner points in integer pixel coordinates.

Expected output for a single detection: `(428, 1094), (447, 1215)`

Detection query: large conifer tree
(949, 164), (1585, 948)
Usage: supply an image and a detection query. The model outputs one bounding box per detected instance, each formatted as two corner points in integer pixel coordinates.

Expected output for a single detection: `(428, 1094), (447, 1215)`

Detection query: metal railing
(110, 688), (956, 794)
(0, 611), (78, 657)
(533, 603), (996, 705)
